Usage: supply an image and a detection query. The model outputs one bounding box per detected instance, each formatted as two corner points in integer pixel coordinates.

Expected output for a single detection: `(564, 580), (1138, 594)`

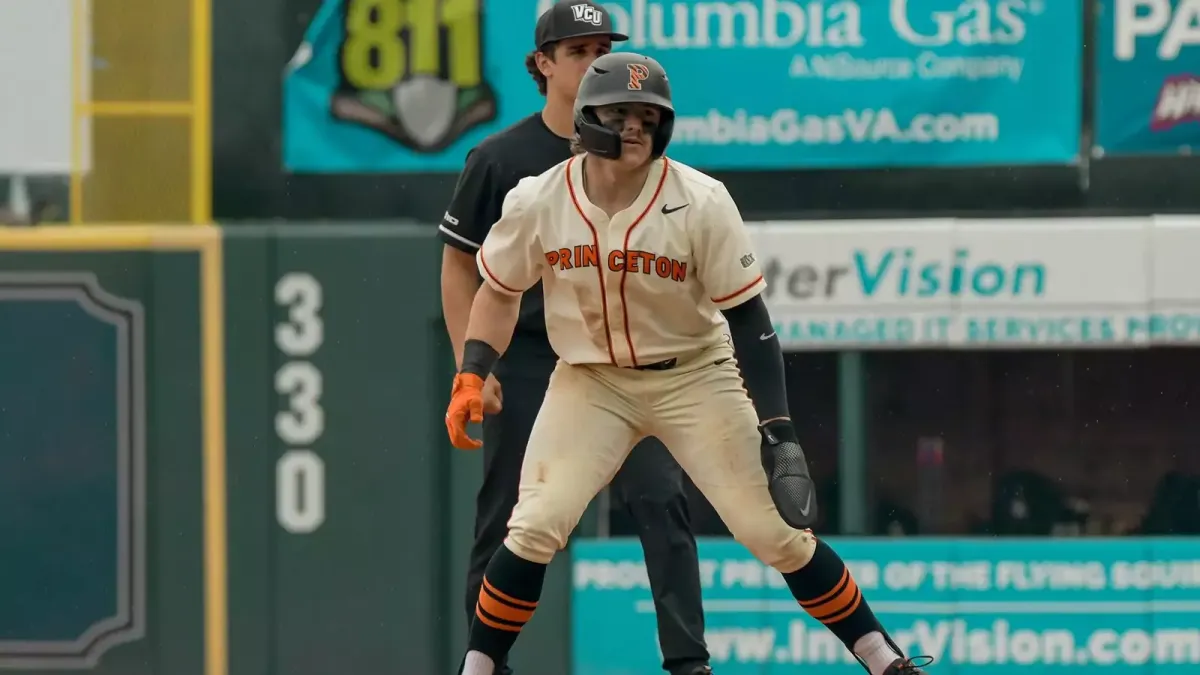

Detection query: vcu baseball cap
(535, 1), (628, 50)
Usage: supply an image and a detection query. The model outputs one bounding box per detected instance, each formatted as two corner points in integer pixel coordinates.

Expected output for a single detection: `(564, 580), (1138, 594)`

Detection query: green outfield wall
(0, 224), (570, 675)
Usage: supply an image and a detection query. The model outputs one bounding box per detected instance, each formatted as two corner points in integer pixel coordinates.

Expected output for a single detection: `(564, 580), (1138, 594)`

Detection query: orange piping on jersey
(479, 248), (522, 294)
(618, 158), (670, 367)
(565, 156), (619, 367)
(712, 274), (764, 305)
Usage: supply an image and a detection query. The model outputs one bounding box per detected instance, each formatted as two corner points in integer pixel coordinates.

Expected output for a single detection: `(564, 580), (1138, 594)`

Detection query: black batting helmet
(573, 52), (675, 160)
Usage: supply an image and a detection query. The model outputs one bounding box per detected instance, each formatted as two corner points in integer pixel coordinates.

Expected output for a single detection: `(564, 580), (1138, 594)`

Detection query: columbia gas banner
(752, 215), (1200, 349)
(282, 0), (1082, 173)
(1095, 0), (1200, 156)
(572, 538), (1200, 675)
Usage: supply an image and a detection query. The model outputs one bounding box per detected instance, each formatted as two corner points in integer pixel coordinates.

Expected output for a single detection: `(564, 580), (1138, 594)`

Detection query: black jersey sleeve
(438, 147), (503, 253)
(720, 294), (789, 422)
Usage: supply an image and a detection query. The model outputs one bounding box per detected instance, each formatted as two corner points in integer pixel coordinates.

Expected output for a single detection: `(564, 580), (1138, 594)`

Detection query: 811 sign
(274, 272), (327, 534)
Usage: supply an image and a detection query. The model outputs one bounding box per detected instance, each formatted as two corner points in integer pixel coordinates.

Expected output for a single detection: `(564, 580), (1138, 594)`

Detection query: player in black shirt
(437, 3), (711, 675)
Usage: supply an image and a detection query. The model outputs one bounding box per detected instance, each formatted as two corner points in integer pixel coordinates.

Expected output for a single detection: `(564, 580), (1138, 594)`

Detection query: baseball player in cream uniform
(445, 52), (932, 675)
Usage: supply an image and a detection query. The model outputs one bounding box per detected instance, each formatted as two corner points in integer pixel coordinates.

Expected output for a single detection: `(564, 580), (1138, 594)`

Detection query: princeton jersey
(477, 156), (766, 367)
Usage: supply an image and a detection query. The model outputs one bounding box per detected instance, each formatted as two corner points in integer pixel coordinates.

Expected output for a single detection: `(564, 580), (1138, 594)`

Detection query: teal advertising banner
(1095, 0), (1200, 156)
(283, 0), (1083, 173)
(572, 537), (1200, 674)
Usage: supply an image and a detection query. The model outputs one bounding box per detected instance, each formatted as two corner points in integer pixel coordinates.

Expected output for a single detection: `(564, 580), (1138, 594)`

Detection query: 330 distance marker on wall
(274, 272), (327, 534)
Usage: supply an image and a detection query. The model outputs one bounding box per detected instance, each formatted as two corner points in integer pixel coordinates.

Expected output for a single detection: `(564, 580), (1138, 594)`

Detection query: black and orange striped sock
(783, 538), (886, 651)
(467, 543), (548, 662)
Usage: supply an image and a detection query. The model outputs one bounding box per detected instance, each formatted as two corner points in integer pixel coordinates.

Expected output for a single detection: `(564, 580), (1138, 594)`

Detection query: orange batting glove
(446, 372), (485, 450)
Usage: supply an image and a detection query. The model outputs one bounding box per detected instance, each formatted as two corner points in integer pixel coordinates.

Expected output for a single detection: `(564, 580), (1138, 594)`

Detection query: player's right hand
(482, 374), (503, 414)
(446, 373), (485, 450)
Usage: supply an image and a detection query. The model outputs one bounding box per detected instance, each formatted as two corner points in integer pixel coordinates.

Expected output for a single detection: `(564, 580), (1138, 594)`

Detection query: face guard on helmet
(573, 52), (675, 160)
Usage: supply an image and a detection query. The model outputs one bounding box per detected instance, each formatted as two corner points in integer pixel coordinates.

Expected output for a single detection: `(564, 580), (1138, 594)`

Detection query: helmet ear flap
(574, 105), (623, 159)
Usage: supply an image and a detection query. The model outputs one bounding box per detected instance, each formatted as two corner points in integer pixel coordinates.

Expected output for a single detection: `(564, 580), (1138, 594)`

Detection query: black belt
(631, 358), (677, 371)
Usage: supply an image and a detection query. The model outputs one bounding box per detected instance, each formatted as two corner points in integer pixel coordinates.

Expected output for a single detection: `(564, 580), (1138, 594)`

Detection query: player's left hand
(446, 373), (486, 450)
(759, 418), (818, 529)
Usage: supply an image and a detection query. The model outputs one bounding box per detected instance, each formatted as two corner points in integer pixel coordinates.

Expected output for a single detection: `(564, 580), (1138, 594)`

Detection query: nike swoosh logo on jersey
(661, 203), (688, 215)
(798, 491), (813, 517)
(760, 332), (775, 341)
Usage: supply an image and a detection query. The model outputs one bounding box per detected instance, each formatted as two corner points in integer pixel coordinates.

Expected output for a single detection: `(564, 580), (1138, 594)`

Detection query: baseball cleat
(882, 655), (934, 674)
